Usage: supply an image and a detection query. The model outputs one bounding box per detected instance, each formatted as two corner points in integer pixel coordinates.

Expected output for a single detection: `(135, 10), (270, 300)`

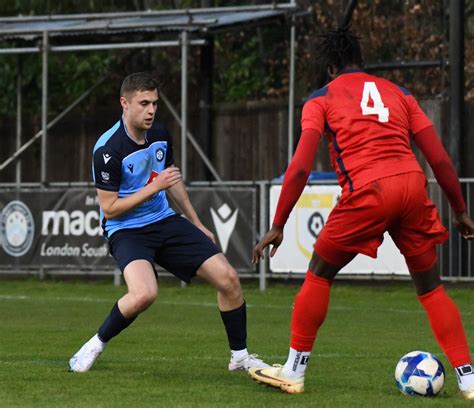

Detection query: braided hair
(319, 26), (364, 72)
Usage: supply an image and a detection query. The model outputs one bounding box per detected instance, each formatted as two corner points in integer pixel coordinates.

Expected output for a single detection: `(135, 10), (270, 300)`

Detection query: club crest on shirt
(155, 148), (164, 162)
(101, 171), (110, 183)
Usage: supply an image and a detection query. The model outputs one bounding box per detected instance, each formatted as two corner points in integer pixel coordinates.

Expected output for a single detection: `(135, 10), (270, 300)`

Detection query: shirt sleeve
(301, 97), (326, 134)
(406, 95), (433, 134)
(92, 146), (121, 192)
(413, 126), (466, 213)
(273, 128), (321, 227)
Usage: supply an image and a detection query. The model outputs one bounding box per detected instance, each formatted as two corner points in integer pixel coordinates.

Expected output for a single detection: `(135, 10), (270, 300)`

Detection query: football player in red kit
(249, 27), (474, 399)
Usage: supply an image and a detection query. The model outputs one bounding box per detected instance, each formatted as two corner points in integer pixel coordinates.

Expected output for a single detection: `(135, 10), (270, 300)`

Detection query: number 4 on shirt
(360, 82), (390, 122)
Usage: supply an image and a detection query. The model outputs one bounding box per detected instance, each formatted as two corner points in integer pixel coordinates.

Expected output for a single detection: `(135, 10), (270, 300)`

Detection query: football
(395, 351), (445, 397)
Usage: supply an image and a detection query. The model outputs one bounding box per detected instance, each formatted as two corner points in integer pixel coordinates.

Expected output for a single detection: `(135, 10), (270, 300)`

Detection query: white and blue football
(395, 351), (445, 397)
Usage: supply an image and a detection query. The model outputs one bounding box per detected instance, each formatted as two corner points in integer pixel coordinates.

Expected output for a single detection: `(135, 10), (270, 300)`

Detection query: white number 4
(360, 82), (389, 122)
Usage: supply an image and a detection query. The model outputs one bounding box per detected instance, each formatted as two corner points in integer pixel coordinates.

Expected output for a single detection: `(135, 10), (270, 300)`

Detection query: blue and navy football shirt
(92, 118), (175, 237)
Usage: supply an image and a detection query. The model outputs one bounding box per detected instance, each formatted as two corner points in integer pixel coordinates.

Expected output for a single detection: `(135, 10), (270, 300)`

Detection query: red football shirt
(302, 69), (433, 192)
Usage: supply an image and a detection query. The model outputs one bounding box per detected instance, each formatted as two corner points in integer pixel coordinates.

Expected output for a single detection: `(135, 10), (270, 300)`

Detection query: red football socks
(290, 271), (331, 351)
(418, 285), (472, 368)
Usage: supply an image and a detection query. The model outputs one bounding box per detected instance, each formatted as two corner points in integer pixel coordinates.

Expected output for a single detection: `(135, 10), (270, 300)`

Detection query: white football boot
(69, 334), (106, 373)
(228, 353), (270, 372)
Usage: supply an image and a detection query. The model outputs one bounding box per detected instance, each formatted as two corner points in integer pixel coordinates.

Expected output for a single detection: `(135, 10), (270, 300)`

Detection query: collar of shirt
(121, 116), (148, 145)
(337, 68), (364, 76)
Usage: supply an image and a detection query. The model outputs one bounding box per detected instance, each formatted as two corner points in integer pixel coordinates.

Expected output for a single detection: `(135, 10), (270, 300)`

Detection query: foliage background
(0, 0), (472, 117)
(0, 1), (472, 182)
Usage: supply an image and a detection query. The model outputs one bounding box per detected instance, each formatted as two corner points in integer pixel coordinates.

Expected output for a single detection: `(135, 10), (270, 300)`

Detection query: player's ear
(119, 96), (129, 110)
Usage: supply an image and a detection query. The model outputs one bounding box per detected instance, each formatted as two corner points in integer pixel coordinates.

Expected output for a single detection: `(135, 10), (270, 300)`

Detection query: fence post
(258, 181), (268, 291)
(113, 268), (122, 286)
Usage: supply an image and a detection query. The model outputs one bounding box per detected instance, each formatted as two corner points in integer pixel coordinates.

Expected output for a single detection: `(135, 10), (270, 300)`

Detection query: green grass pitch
(0, 278), (472, 407)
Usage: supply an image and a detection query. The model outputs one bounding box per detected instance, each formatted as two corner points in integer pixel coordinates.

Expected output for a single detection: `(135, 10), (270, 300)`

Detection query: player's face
(121, 89), (159, 130)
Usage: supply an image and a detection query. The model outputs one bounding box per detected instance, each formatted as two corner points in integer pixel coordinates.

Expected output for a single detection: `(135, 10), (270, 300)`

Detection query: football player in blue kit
(69, 72), (268, 374)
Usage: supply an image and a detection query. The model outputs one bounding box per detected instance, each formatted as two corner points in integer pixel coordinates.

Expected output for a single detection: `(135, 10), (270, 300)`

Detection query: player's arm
(413, 126), (474, 239)
(252, 127), (321, 263)
(252, 96), (325, 263)
(97, 167), (181, 219)
(166, 172), (216, 243)
(273, 128), (322, 227)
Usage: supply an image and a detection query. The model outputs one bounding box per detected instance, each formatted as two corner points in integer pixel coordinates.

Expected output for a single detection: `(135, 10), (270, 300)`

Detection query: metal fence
(427, 178), (473, 280)
(0, 178), (473, 289)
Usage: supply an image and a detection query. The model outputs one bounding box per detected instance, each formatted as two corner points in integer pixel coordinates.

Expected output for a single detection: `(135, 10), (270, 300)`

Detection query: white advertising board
(269, 185), (409, 275)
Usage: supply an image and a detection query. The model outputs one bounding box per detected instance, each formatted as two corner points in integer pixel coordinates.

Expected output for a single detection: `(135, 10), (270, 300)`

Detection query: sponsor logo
(41, 210), (101, 236)
(85, 195), (99, 206)
(155, 148), (164, 162)
(301, 356), (310, 365)
(210, 203), (238, 253)
(101, 171), (110, 183)
(457, 365), (474, 376)
(293, 352), (301, 371)
(103, 153), (111, 164)
(40, 242), (108, 257)
(146, 170), (159, 185)
(0, 200), (35, 257)
(127, 163), (134, 173)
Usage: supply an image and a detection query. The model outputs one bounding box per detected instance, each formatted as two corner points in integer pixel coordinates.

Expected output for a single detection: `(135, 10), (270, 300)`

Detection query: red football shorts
(314, 172), (448, 266)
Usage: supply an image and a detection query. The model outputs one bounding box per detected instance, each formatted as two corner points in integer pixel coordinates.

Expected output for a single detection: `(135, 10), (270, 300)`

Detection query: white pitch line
(0, 293), (470, 316)
(0, 352), (376, 367)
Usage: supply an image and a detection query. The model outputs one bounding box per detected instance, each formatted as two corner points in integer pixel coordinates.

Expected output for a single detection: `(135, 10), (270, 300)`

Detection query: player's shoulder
(93, 119), (124, 156)
(147, 122), (172, 143)
(305, 86), (329, 103)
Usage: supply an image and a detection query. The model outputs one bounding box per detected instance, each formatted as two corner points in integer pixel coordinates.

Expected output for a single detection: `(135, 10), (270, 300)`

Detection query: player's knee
(407, 247), (441, 296)
(405, 247), (437, 272)
(132, 289), (157, 311)
(309, 252), (346, 281)
(217, 266), (241, 298)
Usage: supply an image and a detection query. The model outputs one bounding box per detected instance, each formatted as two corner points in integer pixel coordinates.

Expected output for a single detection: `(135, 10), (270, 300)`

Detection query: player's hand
(452, 211), (474, 239)
(197, 223), (216, 244)
(152, 167), (182, 192)
(252, 225), (284, 264)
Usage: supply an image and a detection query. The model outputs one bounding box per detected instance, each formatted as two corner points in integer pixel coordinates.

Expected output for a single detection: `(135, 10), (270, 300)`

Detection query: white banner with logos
(269, 185), (409, 275)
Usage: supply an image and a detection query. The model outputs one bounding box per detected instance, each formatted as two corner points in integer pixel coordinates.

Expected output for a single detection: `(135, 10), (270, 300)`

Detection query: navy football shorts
(107, 214), (221, 283)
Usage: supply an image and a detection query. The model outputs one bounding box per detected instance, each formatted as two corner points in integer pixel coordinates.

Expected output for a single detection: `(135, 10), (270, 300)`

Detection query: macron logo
(210, 203), (238, 253)
(103, 153), (111, 164)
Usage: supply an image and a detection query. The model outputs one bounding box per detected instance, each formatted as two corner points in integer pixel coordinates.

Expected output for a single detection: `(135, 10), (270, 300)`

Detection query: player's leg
(116, 260), (158, 317)
(407, 248), (474, 399)
(100, 260), (158, 338)
(392, 172), (473, 398)
(155, 215), (267, 371)
(284, 252), (351, 375)
(197, 253), (269, 371)
(250, 182), (386, 393)
(249, 251), (355, 393)
(197, 253), (243, 310)
(69, 260), (157, 372)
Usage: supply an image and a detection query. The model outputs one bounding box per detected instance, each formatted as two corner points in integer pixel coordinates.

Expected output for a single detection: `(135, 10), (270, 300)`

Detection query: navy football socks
(220, 301), (247, 351)
(98, 302), (136, 343)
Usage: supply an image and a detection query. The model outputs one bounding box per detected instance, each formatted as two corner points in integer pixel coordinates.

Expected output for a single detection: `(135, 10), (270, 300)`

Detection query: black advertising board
(0, 187), (256, 272)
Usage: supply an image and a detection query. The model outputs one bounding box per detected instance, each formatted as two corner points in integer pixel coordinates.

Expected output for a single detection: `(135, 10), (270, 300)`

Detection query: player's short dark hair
(120, 72), (160, 97)
(319, 25), (364, 71)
